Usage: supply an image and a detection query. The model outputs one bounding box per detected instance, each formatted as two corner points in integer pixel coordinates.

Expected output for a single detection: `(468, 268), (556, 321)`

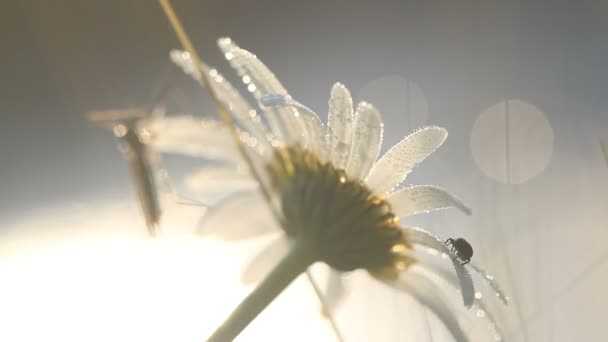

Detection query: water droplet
(224, 52), (234, 60)
(242, 75), (251, 84)
(247, 84), (257, 92)
(113, 124), (127, 137)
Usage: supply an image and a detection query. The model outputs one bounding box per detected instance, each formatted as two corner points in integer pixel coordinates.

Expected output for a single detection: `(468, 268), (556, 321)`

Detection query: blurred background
(1, 0), (607, 341)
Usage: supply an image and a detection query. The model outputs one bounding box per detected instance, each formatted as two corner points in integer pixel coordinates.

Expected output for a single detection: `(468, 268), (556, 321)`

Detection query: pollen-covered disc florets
(267, 145), (414, 279)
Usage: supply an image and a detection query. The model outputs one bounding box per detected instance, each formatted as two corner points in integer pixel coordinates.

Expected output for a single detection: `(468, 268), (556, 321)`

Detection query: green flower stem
(208, 241), (317, 341)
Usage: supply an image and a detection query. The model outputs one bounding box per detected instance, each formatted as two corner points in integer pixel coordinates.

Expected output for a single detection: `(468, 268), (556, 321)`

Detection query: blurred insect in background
(87, 65), (214, 236)
(445, 237), (474, 265)
(88, 110), (167, 236)
(88, 63), (247, 236)
(87, 69), (176, 236)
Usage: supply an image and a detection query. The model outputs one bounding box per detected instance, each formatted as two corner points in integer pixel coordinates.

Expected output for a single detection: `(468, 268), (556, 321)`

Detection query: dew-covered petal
(388, 185), (472, 217)
(184, 165), (256, 202)
(241, 234), (292, 285)
(170, 49), (202, 82)
(261, 93), (326, 159)
(413, 263), (504, 341)
(197, 190), (279, 240)
(145, 116), (240, 162)
(218, 38), (304, 145)
(301, 111), (327, 160)
(386, 273), (468, 342)
(468, 263), (510, 306)
(345, 102), (383, 180)
(403, 227), (475, 309)
(327, 83), (355, 169)
(366, 126), (448, 195)
(170, 49), (273, 156)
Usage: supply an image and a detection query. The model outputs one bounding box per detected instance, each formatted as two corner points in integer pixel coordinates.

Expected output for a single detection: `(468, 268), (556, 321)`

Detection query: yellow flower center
(266, 145), (414, 279)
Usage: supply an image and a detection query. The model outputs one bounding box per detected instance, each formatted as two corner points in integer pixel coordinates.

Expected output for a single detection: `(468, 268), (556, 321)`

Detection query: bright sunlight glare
(0, 200), (336, 342)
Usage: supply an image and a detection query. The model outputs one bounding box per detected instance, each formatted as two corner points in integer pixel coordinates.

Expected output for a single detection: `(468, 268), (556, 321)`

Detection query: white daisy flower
(155, 36), (508, 341)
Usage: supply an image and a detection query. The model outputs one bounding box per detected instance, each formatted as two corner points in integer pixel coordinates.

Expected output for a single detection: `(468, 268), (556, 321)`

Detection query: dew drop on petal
(113, 124), (127, 137)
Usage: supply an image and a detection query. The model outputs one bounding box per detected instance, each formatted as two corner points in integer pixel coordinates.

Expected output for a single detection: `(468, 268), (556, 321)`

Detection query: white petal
(197, 190), (279, 240)
(145, 116), (240, 161)
(261, 94), (326, 159)
(386, 273), (468, 342)
(388, 185), (472, 217)
(345, 102), (383, 180)
(366, 126), (448, 195)
(170, 49), (202, 82)
(170, 49), (273, 155)
(301, 112), (327, 159)
(414, 263), (504, 341)
(468, 263), (510, 306)
(404, 227), (475, 309)
(218, 38), (304, 144)
(241, 234), (292, 285)
(184, 165), (256, 202)
(327, 83), (355, 169)
(324, 271), (346, 312)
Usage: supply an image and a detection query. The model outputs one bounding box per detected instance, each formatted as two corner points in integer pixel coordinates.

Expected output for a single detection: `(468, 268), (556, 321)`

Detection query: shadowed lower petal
(147, 116), (240, 161)
(468, 263), (510, 305)
(197, 190), (279, 240)
(414, 262), (504, 341)
(387, 271), (468, 342)
(184, 165), (256, 202)
(242, 234), (292, 285)
(324, 270), (346, 313)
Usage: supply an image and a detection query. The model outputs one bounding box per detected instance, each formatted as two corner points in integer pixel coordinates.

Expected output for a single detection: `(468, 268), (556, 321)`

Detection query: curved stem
(208, 243), (316, 341)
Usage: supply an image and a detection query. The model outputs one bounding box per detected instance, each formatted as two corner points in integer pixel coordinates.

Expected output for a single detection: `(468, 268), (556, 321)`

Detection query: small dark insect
(445, 238), (473, 265)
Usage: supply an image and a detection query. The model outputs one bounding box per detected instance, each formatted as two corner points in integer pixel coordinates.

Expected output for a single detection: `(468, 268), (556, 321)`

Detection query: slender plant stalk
(208, 242), (316, 341)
